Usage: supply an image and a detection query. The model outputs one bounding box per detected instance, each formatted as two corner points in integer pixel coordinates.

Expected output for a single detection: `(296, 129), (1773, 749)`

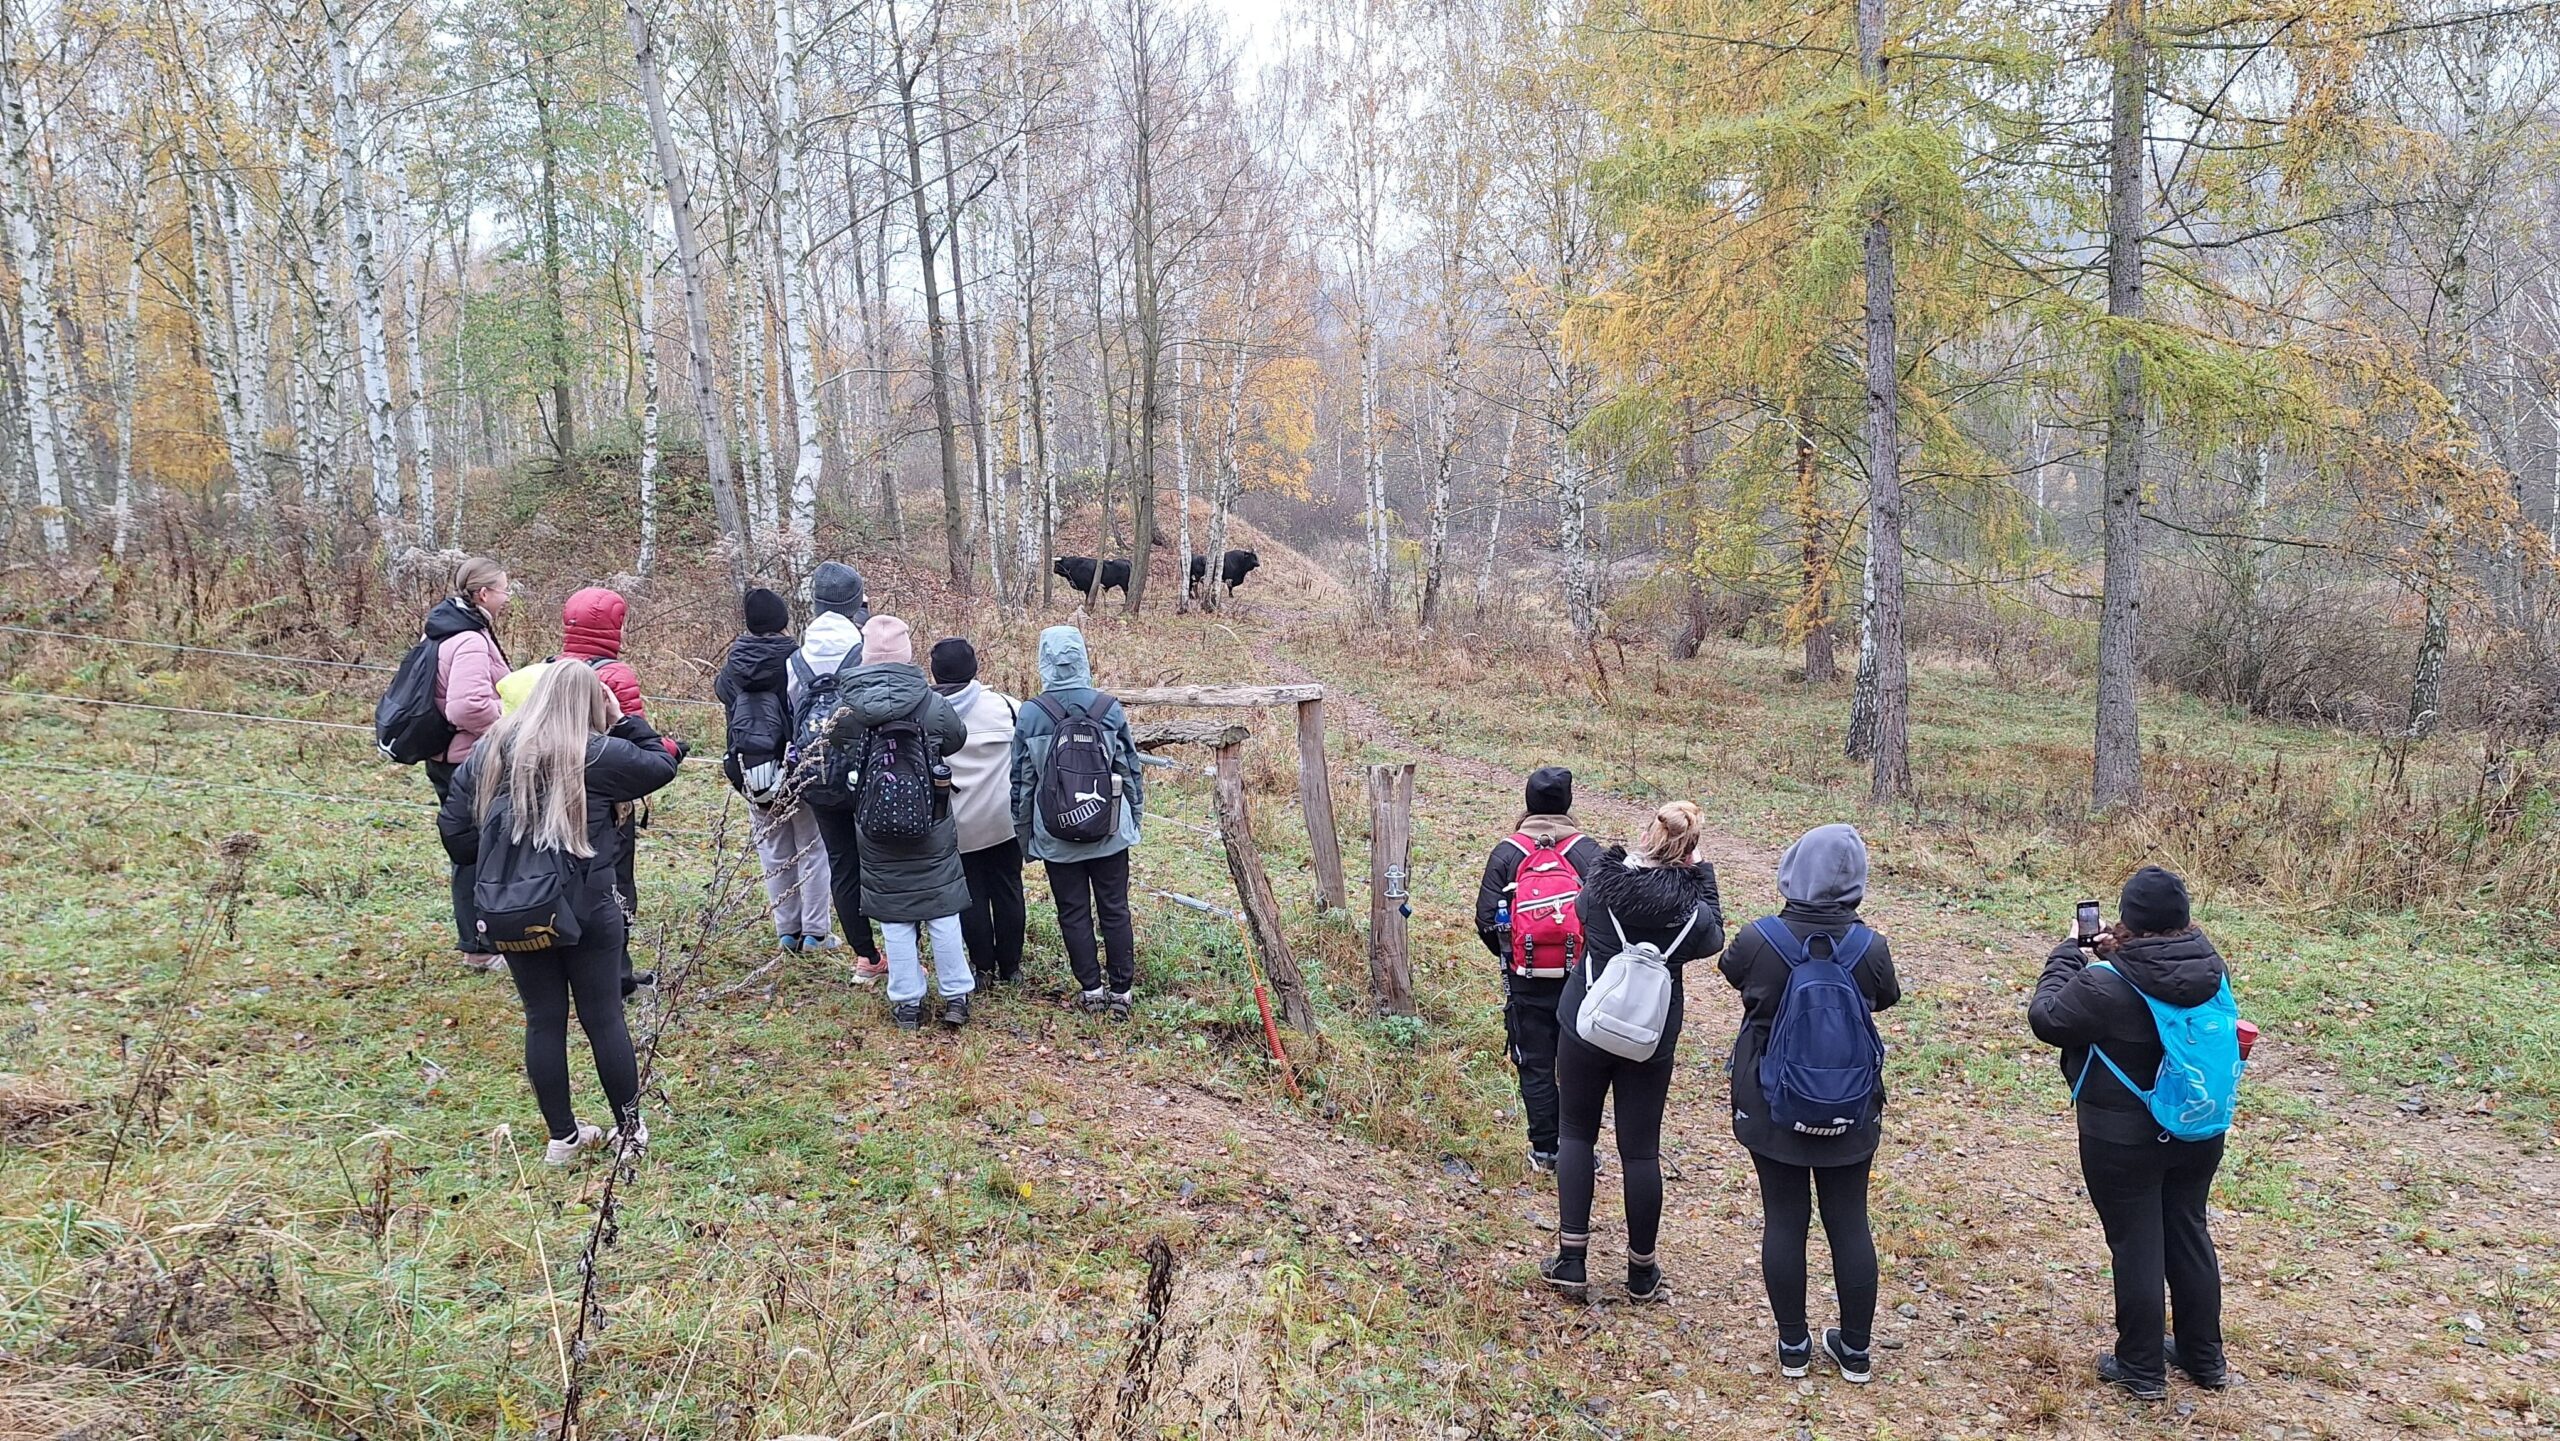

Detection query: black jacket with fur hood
(1557, 847), (1726, 1055)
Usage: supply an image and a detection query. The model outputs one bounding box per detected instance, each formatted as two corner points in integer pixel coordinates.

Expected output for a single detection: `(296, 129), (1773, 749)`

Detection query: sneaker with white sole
(544, 1122), (605, 1167)
(1078, 987), (1110, 1014)
(1824, 1329), (1872, 1384)
(1107, 990), (1134, 1020)
(1777, 1336), (1812, 1378)
(608, 1114), (650, 1160)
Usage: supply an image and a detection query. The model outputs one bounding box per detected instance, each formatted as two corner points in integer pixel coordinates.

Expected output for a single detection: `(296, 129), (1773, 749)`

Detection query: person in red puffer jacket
(555, 588), (682, 954)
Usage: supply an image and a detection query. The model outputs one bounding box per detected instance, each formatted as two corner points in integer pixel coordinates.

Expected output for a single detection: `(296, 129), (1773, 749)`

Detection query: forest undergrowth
(2, 527), (2558, 1439)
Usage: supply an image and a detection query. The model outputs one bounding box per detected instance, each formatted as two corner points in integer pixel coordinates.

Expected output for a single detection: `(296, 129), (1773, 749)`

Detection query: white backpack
(1575, 909), (1696, 1061)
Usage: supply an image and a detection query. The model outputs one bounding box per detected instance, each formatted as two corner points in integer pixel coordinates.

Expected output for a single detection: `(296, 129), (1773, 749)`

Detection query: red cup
(2236, 1018), (2259, 1060)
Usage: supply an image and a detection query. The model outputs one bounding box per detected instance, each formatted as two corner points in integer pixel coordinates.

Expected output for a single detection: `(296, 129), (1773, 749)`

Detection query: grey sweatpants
(749, 800), (834, 938)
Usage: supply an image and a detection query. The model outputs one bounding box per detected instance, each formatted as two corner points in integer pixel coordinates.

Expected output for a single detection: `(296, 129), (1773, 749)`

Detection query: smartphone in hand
(2074, 900), (2103, 948)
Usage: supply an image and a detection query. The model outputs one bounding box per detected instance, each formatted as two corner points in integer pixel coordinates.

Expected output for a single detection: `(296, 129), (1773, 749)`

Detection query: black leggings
(1750, 1152), (1880, 1349)
(1554, 1030), (1674, 1262)
(506, 917), (639, 1141)
(424, 761), (477, 951)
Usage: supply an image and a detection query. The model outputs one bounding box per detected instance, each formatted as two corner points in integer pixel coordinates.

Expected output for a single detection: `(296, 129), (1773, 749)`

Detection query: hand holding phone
(2074, 900), (2103, 948)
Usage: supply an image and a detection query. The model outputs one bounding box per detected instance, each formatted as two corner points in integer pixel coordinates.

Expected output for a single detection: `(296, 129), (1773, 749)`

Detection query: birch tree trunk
(1174, 346), (1193, 613)
(1552, 370), (1598, 640)
(395, 153), (437, 538)
(772, 0), (821, 569)
(850, 135), (904, 541)
(1419, 336), (1458, 628)
(940, 78), (1007, 605)
(636, 198), (662, 576)
(182, 166), (261, 510)
(2092, 0), (2148, 809)
(112, 192), (142, 557)
(889, 0), (974, 592)
(1476, 406), (1517, 610)
(627, 0), (747, 570)
(325, 0), (404, 544)
(216, 170), (269, 493)
(737, 261), (778, 549)
(0, 9), (67, 556)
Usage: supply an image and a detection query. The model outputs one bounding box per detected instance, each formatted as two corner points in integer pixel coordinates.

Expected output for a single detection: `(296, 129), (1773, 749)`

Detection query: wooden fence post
(1214, 742), (1317, 1034)
(1366, 762), (1417, 1015)
(1295, 697), (1349, 910)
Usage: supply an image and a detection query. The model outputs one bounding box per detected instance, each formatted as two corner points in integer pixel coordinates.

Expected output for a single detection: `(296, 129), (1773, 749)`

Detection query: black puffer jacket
(2030, 929), (2230, 1145)
(714, 632), (797, 792)
(1722, 902), (1902, 1167)
(829, 662), (971, 922)
(435, 714), (684, 926)
(1557, 849), (1726, 1055)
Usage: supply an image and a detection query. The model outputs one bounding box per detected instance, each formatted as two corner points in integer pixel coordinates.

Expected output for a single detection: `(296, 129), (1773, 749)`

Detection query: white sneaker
(608, 1114), (650, 1160)
(544, 1122), (605, 1167)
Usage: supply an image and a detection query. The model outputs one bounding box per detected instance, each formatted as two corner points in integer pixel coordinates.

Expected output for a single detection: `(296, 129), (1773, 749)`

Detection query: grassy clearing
(5, 582), (2560, 1438)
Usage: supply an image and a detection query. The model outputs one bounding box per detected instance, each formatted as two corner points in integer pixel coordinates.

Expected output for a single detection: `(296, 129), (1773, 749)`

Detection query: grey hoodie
(1009, 625), (1144, 862)
(828, 661), (971, 921)
(1777, 823), (1868, 907)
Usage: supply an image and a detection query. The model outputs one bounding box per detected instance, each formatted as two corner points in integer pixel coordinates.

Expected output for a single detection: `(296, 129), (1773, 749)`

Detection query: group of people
(1478, 769), (2238, 1401)
(406, 557), (1147, 1165)
(407, 557), (2242, 1405)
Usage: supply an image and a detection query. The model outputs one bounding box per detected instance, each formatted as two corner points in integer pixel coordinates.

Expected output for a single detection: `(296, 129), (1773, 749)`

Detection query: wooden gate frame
(1113, 683), (1348, 912)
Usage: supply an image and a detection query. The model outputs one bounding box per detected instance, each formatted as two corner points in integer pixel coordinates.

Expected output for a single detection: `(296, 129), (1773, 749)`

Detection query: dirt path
(1256, 623), (2560, 1439)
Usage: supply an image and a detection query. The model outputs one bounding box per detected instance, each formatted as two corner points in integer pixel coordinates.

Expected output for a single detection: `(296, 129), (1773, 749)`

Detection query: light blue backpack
(2072, 959), (2245, 1142)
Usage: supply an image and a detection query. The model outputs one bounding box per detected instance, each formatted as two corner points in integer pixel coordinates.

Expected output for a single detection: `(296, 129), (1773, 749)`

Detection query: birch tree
(0, 0), (68, 556)
(324, 0), (403, 542)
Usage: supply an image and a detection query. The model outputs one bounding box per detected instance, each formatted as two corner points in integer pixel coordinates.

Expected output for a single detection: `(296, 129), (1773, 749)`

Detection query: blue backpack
(1754, 918), (1886, 1137)
(2072, 960), (2244, 1142)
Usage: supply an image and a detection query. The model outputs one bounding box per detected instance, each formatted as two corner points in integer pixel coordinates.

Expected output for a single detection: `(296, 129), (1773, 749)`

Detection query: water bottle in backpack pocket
(471, 794), (586, 954)
(1573, 910), (1696, 1062)
(2072, 959), (2244, 1142)
(1753, 918), (1886, 1137)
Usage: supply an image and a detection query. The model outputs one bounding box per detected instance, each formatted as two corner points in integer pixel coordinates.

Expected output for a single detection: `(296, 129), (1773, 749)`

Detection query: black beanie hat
(1525, 766), (1573, 817)
(743, 587), (789, 636)
(930, 636), (979, 685)
(2119, 865), (2192, 935)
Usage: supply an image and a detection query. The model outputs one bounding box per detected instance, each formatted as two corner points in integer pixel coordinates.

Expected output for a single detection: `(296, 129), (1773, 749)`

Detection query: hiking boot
(1107, 990), (1134, 1020)
(851, 956), (889, 986)
(544, 1122), (605, 1167)
(942, 994), (971, 1028)
(2165, 1336), (2229, 1390)
(1823, 1329), (1871, 1385)
(1078, 987), (1111, 1014)
(1777, 1336), (1813, 1378)
(1528, 1148), (1558, 1176)
(892, 1001), (924, 1031)
(2096, 1353), (2167, 1401)
(608, 1113), (650, 1160)
(1626, 1263), (1670, 1304)
(1539, 1250), (1588, 1299)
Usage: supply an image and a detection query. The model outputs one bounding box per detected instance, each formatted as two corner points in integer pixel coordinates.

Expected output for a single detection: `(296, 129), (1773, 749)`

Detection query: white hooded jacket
(936, 679), (1020, 854)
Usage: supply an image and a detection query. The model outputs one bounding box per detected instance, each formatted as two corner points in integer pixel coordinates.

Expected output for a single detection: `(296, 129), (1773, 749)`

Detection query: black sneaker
(1823, 1329), (1871, 1385)
(620, 969), (656, 998)
(1107, 990), (1134, 1020)
(1528, 1148), (1558, 1176)
(1539, 1250), (1588, 1299)
(942, 994), (971, 1028)
(2096, 1352), (2167, 1401)
(2165, 1335), (2229, 1389)
(1626, 1263), (1670, 1304)
(891, 1001), (924, 1032)
(1078, 988), (1110, 1014)
(1777, 1336), (1812, 1378)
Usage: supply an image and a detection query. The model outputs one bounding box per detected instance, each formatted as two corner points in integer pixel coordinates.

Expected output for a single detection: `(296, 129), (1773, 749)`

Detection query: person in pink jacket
(423, 557), (512, 969)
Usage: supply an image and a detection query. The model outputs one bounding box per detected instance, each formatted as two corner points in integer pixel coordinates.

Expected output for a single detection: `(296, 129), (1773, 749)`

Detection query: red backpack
(1505, 832), (1585, 978)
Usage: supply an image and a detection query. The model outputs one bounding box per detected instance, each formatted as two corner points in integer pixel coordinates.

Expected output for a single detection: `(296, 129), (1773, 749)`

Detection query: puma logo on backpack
(1754, 918), (1886, 1137)
(472, 793), (585, 954)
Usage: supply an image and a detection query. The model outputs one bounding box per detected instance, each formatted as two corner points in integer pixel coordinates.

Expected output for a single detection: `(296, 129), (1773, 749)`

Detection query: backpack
(1573, 909), (1696, 1062)
(1032, 694), (1121, 844)
(1505, 833), (1585, 978)
(471, 792), (586, 954)
(1754, 918), (1887, 1137)
(2073, 960), (2244, 1142)
(374, 636), (455, 765)
(788, 652), (859, 810)
(854, 697), (941, 845)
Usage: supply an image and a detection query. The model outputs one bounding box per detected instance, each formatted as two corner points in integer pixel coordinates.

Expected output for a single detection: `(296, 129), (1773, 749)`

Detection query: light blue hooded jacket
(1011, 626), (1143, 862)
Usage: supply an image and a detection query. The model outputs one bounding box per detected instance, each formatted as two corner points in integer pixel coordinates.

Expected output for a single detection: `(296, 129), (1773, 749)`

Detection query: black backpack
(472, 792), (586, 954)
(1032, 694), (1121, 844)
(788, 652), (859, 809)
(855, 697), (941, 845)
(375, 636), (456, 764)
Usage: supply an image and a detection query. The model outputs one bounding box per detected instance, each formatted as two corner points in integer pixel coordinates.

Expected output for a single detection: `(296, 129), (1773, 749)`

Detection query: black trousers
(808, 803), (883, 961)
(2079, 1133), (2226, 1381)
(504, 911), (639, 1141)
(424, 761), (478, 952)
(1503, 973), (1566, 1154)
(1555, 1027), (1675, 1261)
(1750, 1152), (1880, 1349)
(1044, 849), (1134, 993)
(959, 838), (1027, 981)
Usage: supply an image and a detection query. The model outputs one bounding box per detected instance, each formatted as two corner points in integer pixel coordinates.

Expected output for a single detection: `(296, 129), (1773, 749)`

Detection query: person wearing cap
(929, 637), (1026, 984)
(828, 615), (975, 1029)
(716, 587), (836, 953)
(1473, 766), (1604, 1173)
(791, 561), (883, 977)
(1719, 823), (1901, 1384)
(2031, 865), (2232, 1400)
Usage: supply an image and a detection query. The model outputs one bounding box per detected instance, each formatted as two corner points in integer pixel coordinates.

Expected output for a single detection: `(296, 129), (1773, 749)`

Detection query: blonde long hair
(1633, 801), (1705, 867)
(473, 661), (612, 855)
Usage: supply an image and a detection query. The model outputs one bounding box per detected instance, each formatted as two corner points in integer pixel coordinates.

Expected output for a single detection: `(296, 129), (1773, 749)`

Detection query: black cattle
(1051, 555), (1131, 599)
(1187, 549), (1262, 598)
